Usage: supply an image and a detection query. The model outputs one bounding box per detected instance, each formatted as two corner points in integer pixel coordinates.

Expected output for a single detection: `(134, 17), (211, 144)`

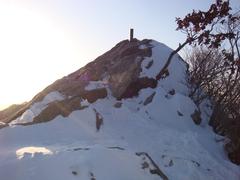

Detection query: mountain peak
(0, 39), (176, 124)
(0, 39), (239, 180)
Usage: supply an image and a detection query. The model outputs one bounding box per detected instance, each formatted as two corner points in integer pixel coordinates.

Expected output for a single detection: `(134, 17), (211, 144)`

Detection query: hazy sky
(0, 0), (239, 109)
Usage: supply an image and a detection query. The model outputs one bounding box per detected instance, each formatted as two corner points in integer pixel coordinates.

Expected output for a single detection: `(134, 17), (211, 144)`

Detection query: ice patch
(16, 147), (53, 159)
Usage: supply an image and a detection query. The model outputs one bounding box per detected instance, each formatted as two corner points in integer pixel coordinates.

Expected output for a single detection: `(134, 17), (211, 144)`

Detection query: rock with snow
(0, 39), (239, 180)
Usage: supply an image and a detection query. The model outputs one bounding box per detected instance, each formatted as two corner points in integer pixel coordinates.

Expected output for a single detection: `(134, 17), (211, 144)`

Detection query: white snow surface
(16, 147), (53, 159)
(85, 80), (108, 91)
(0, 40), (239, 180)
(10, 91), (64, 125)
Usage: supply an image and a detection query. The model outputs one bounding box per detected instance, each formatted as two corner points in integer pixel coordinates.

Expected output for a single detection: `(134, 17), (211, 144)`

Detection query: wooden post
(130, 28), (134, 41)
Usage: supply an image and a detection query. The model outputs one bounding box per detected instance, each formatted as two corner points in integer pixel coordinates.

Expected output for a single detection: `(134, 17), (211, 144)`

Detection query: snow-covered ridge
(140, 40), (188, 94)
(0, 39), (239, 180)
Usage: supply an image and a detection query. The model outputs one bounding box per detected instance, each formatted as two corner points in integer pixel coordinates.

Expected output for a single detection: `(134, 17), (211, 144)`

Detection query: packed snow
(0, 40), (239, 180)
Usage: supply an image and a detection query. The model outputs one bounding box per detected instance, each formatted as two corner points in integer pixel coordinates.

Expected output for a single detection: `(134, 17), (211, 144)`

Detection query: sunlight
(0, 4), (81, 109)
(16, 146), (53, 159)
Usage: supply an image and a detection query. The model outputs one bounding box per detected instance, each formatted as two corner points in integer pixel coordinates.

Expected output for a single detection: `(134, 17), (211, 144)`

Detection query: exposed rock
(120, 77), (157, 99)
(168, 89), (175, 95)
(136, 152), (168, 180)
(81, 88), (107, 103)
(106, 40), (152, 99)
(177, 111), (183, 116)
(157, 68), (169, 80)
(191, 110), (202, 125)
(28, 88), (107, 125)
(94, 109), (103, 131)
(31, 97), (86, 124)
(0, 103), (30, 124)
(142, 161), (149, 169)
(3, 39), (154, 125)
(191, 160), (200, 167)
(143, 92), (156, 106)
(168, 160), (174, 167)
(145, 59), (154, 69)
(0, 104), (26, 122)
(89, 172), (96, 180)
(72, 171), (78, 175)
(109, 60), (141, 99)
(114, 102), (122, 108)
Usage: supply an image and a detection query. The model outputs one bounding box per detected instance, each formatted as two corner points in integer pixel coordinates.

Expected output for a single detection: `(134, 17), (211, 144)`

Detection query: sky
(0, 0), (239, 110)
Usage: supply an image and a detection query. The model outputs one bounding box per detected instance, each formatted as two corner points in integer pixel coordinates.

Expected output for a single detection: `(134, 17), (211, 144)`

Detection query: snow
(0, 40), (239, 180)
(16, 147), (53, 159)
(10, 109), (35, 125)
(139, 44), (148, 49)
(10, 91), (64, 125)
(0, 121), (6, 125)
(80, 99), (90, 106)
(30, 91), (65, 115)
(85, 79), (108, 91)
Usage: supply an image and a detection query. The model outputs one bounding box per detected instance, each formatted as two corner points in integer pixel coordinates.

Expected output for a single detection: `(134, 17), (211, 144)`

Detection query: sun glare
(0, 4), (81, 110)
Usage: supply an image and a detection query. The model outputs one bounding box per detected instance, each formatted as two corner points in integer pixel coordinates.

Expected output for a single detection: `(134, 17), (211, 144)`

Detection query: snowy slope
(0, 40), (239, 180)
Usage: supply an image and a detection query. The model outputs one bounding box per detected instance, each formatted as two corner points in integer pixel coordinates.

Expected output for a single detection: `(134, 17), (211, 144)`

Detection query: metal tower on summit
(130, 28), (134, 42)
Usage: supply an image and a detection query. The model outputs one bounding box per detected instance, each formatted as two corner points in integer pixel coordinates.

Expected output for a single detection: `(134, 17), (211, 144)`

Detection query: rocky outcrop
(81, 88), (107, 103)
(29, 97), (85, 124)
(120, 77), (157, 99)
(37, 39), (152, 101)
(1, 39), (154, 125)
(27, 88), (107, 124)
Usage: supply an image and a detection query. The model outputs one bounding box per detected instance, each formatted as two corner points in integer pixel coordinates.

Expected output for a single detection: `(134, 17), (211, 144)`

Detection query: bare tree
(156, 0), (235, 80)
(185, 12), (240, 163)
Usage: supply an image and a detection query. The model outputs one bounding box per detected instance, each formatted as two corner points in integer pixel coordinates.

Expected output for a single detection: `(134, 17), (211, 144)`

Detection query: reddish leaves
(176, 0), (234, 48)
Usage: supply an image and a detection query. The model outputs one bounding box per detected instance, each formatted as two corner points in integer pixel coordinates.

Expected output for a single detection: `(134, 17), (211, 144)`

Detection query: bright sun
(0, 4), (81, 110)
